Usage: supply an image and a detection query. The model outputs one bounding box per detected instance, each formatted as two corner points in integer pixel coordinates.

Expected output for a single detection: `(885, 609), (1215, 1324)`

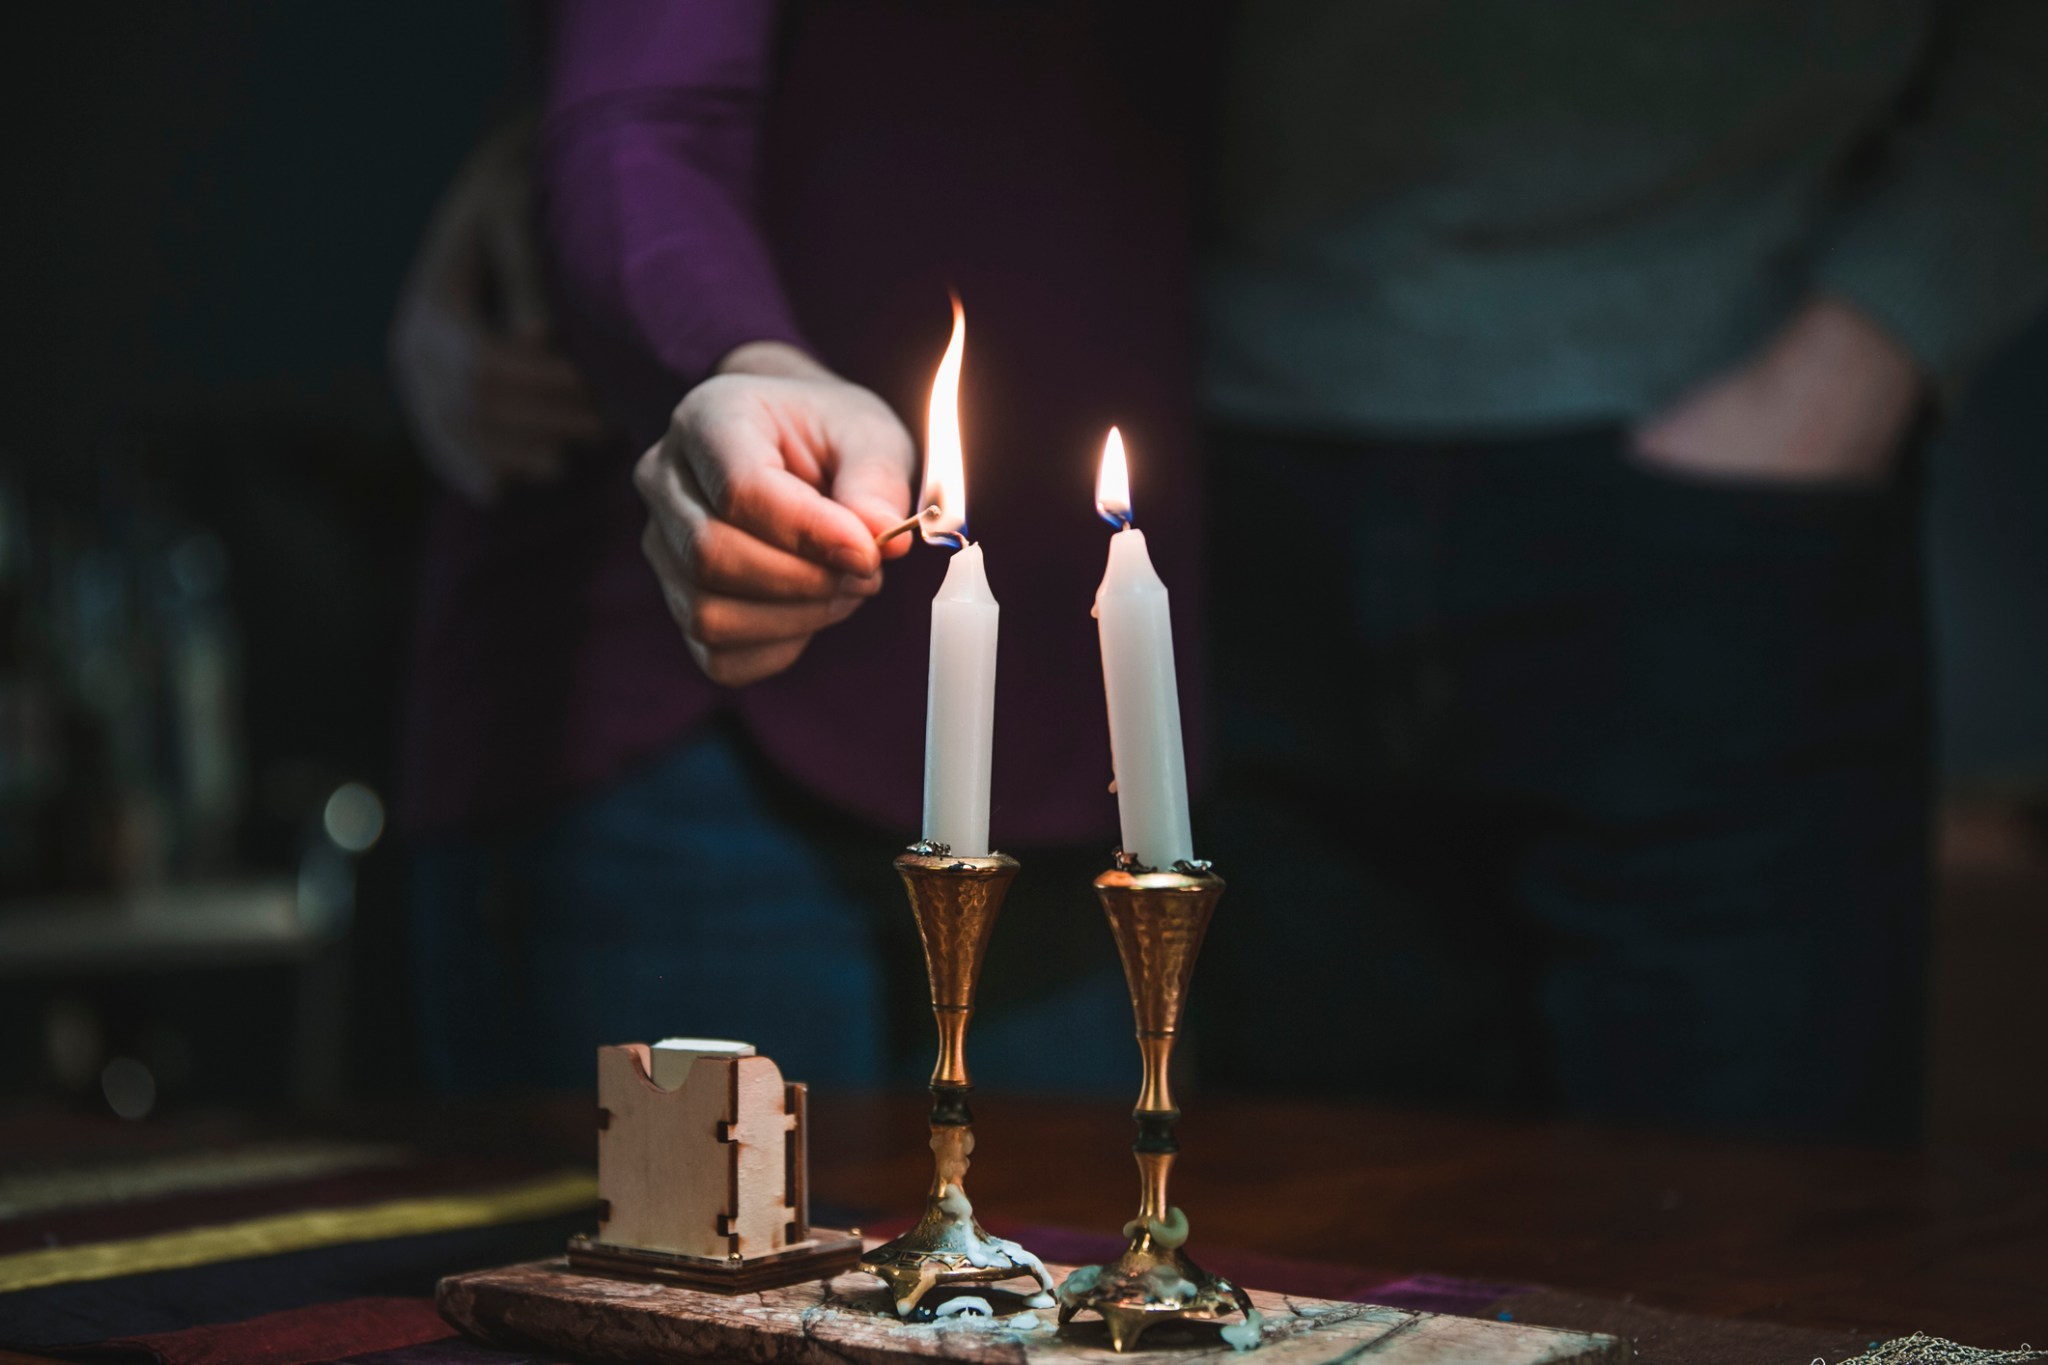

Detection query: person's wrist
(1798, 296), (1923, 399)
(1631, 292), (1927, 487)
(1797, 296), (1924, 460)
(715, 340), (835, 384)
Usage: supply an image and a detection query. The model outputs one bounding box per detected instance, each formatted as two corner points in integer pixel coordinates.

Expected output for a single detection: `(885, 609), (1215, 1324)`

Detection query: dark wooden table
(8, 1092), (2044, 1362)
(800, 1093), (2048, 1347)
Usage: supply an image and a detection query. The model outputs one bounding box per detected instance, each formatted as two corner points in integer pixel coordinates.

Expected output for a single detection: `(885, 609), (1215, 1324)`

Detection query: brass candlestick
(1056, 862), (1258, 1353)
(859, 846), (1055, 1319)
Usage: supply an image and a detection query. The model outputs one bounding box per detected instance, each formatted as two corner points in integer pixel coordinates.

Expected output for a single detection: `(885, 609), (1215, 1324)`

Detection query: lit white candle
(923, 545), (997, 854)
(1093, 428), (1194, 869)
(919, 300), (998, 856)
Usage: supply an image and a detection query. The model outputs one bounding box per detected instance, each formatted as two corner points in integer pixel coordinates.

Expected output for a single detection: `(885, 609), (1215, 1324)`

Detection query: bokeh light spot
(101, 1057), (157, 1120)
(323, 782), (385, 853)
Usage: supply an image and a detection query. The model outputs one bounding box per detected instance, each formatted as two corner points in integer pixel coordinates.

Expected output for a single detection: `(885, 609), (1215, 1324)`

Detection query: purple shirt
(403, 0), (1205, 847)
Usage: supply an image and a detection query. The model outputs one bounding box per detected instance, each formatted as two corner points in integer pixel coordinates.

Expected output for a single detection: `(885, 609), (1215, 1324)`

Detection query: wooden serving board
(437, 1257), (1626, 1365)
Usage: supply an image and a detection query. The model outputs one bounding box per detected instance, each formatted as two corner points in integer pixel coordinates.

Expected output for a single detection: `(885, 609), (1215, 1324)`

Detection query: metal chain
(1821, 1334), (2048, 1365)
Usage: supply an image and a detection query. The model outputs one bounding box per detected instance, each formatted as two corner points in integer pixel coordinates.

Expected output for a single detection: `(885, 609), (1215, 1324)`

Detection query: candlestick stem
(1135, 1147), (1173, 1227)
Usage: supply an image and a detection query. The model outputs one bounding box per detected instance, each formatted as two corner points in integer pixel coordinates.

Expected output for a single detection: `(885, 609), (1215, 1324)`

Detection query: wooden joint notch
(784, 1081), (810, 1241)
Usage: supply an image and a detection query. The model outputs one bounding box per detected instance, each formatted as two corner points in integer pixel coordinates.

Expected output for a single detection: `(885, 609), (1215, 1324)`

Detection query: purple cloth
(402, 0), (1207, 842)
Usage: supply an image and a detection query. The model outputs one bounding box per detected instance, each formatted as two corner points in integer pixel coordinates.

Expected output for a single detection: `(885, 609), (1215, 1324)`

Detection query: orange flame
(920, 297), (968, 545)
(1095, 426), (1132, 527)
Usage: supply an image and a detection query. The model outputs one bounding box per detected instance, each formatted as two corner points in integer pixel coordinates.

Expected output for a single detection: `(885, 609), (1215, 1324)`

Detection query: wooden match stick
(876, 505), (941, 546)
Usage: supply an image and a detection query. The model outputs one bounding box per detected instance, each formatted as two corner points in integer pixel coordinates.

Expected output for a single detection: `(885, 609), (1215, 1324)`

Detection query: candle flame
(1095, 426), (1133, 528)
(920, 297), (968, 547)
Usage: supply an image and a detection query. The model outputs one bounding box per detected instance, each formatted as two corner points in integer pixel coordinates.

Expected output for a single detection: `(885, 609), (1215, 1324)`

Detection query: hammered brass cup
(858, 848), (1055, 1318)
(1056, 865), (1256, 1352)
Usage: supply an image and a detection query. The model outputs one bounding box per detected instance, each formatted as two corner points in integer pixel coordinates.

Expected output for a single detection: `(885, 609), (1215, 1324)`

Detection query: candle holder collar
(1110, 848), (1215, 877)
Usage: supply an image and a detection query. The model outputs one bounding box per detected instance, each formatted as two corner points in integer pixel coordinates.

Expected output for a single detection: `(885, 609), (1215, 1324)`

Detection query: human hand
(390, 118), (609, 503)
(635, 342), (916, 687)
(1632, 297), (1924, 488)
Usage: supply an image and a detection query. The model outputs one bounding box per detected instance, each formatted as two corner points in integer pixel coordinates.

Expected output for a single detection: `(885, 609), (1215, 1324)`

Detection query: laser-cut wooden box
(564, 1038), (861, 1292)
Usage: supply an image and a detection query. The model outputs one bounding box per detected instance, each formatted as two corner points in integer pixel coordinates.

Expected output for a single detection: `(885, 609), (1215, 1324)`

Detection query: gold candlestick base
(1054, 1210), (1253, 1353)
(1056, 863), (1260, 1352)
(859, 1122), (1055, 1318)
(858, 848), (1054, 1319)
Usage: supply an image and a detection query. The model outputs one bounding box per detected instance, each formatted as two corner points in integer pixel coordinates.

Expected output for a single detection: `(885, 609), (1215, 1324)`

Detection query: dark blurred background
(0, 5), (518, 1116)
(0, 5), (2042, 1139)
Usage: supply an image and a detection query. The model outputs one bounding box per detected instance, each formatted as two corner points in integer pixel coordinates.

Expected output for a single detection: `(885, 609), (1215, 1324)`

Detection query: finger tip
(839, 570), (885, 596)
(834, 541), (881, 578)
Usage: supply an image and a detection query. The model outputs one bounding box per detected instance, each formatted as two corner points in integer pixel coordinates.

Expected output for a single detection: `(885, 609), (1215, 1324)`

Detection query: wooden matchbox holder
(578, 1042), (862, 1293)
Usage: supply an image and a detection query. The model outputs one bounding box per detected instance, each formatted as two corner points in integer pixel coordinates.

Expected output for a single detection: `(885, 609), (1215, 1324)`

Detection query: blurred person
(390, 116), (610, 507)
(1193, 1), (2048, 1138)
(396, 1), (2048, 1140)
(393, 2), (1209, 1093)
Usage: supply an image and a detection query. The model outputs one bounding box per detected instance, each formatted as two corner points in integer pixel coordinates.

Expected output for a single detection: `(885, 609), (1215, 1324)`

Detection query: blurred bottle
(155, 526), (246, 875)
(0, 477), (60, 891)
(0, 460), (249, 896)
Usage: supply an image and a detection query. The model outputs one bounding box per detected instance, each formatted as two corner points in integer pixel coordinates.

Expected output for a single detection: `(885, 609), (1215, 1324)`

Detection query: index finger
(683, 405), (878, 577)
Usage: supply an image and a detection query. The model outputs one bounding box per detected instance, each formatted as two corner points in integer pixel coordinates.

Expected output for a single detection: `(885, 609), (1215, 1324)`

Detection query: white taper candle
(922, 543), (999, 855)
(1094, 429), (1193, 869)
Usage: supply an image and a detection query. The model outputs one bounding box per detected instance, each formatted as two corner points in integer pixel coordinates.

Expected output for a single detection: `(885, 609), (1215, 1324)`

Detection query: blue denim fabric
(1197, 423), (1931, 1140)
(410, 726), (886, 1092)
(410, 723), (1134, 1095)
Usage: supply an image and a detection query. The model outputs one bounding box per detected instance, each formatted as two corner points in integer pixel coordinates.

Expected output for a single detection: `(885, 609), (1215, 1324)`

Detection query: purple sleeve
(538, 0), (809, 393)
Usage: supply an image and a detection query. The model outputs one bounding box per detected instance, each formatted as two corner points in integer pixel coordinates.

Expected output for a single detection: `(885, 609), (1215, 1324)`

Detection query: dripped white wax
(1095, 528), (1193, 869)
(1221, 1308), (1267, 1352)
(922, 544), (998, 856)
